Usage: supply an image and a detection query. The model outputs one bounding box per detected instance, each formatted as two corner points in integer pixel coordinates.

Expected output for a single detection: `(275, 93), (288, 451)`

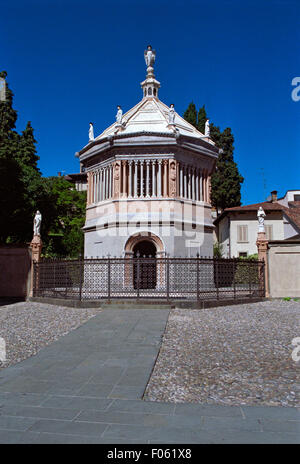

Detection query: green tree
(183, 102), (197, 127)
(0, 71), (38, 243)
(0, 71), (17, 135)
(197, 105), (207, 133)
(210, 127), (244, 212)
(0, 71), (86, 254)
(17, 121), (40, 170)
(42, 177), (86, 258)
(182, 102), (244, 213)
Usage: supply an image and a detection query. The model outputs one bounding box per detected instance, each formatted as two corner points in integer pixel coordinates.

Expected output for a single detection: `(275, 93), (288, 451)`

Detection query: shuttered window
(265, 225), (273, 240)
(237, 225), (248, 242)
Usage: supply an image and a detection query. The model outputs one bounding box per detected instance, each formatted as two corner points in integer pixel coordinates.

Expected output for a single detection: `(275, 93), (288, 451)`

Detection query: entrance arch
(133, 240), (157, 289)
(124, 231), (164, 255)
(133, 240), (156, 258)
(124, 232), (164, 290)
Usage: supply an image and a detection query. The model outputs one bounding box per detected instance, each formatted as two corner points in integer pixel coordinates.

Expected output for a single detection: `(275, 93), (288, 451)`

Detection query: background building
(214, 190), (300, 257)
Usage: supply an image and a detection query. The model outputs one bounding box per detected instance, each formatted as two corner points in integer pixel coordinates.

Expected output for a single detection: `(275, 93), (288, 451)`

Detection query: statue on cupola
(205, 119), (210, 137)
(144, 45), (156, 69)
(89, 122), (94, 142)
(116, 106), (123, 124)
(168, 104), (176, 125)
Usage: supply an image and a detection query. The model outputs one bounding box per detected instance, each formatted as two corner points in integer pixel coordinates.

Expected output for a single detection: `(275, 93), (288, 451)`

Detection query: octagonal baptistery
(76, 47), (219, 259)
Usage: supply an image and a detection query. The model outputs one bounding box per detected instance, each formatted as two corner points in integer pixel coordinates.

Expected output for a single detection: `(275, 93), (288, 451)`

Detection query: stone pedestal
(29, 235), (43, 297)
(256, 231), (269, 297)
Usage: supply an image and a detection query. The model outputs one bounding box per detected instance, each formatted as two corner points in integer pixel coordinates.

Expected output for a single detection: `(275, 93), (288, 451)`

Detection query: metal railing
(33, 256), (265, 302)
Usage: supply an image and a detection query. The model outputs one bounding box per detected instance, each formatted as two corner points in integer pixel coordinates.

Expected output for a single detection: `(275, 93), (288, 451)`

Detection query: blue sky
(2, 0), (299, 204)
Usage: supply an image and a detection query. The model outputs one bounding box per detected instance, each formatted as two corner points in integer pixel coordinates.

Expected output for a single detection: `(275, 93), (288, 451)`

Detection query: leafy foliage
(0, 71), (86, 256)
(197, 105), (207, 133)
(0, 72), (43, 243)
(183, 102), (244, 213)
(183, 102), (197, 127)
(213, 241), (223, 258)
(41, 177), (86, 258)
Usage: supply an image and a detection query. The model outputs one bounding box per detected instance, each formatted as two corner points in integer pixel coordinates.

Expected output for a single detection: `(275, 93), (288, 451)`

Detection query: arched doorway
(133, 240), (157, 289)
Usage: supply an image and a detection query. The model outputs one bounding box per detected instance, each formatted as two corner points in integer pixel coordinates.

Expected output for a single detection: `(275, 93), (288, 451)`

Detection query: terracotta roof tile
(223, 201), (284, 212)
(283, 205), (300, 231)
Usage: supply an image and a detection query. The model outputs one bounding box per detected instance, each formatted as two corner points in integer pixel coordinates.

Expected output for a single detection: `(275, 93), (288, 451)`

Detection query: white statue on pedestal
(116, 106), (123, 124)
(33, 210), (42, 236)
(257, 206), (266, 232)
(89, 122), (94, 142)
(144, 45), (156, 69)
(205, 119), (210, 137)
(168, 104), (175, 124)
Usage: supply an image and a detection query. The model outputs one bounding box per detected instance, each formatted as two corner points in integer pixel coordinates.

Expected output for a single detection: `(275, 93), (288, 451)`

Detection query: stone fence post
(256, 231), (269, 297)
(29, 235), (43, 297)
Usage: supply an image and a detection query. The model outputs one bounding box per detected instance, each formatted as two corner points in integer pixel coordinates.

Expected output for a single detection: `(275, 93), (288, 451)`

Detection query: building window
(237, 225), (248, 242)
(239, 252), (248, 258)
(265, 224), (273, 240)
(294, 194), (300, 201)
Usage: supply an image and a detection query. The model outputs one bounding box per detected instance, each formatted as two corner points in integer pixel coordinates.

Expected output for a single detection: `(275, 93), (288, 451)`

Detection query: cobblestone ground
(144, 300), (300, 407)
(0, 302), (100, 368)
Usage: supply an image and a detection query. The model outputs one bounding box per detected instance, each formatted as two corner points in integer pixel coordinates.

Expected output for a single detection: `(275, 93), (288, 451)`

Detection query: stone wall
(268, 241), (300, 297)
(0, 246), (31, 298)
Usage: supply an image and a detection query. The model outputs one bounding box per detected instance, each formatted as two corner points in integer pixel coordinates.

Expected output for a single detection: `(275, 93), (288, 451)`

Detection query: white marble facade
(76, 48), (219, 258)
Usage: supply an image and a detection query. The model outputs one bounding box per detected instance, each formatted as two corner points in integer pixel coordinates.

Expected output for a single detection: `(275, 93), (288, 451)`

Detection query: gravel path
(144, 300), (300, 407)
(0, 302), (100, 368)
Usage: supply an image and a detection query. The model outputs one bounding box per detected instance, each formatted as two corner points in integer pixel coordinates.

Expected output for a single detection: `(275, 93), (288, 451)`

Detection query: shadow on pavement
(0, 297), (25, 307)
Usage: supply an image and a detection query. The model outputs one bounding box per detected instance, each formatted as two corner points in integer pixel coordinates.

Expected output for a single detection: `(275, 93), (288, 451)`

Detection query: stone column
(87, 172), (91, 205)
(195, 169), (199, 201)
(191, 168), (195, 201)
(208, 174), (211, 204)
(199, 169), (203, 201)
(152, 160), (156, 197)
(122, 161), (127, 197)
(188, 166), (191, 200)
(134, 161), (138, 197)
(206, 172), (209, 203)
(100, 169), (104, 201)
(146, 161), (150, 197)
(163, 159), (168, 197)
(157, 160), (162, 197)
(128, 161), (133, 198)
(104, 168), (106, 201)
(91, 172), (95, 203)
(106, 166), (109, 199)
(97, 171), (100, 202)
(203, 170), (206, 202)
(140, 160), (144, 197)
(108, 165), (111, 199)
(179, 163), (183, 198)
(256, 231), (269, 297)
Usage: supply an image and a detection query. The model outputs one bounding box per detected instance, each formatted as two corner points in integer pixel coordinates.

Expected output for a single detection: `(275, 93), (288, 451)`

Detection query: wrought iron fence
(33, 256), (265, 301)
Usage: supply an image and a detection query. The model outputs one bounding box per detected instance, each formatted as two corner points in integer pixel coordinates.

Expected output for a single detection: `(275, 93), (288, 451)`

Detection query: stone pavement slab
(0, 308), (299, 444)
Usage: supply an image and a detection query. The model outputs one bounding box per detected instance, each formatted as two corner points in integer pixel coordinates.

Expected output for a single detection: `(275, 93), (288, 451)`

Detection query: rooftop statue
(205, 119), (210, 137)
(144, 45), (156, 69)
(89, 122), (94, 142)
(116, 106), (123, 124)
(168, 104), (175, 124)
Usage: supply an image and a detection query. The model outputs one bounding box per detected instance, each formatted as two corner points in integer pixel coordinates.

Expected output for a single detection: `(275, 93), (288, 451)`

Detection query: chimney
(271, 190), (278, 202)
(58, 172), (61, 177)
